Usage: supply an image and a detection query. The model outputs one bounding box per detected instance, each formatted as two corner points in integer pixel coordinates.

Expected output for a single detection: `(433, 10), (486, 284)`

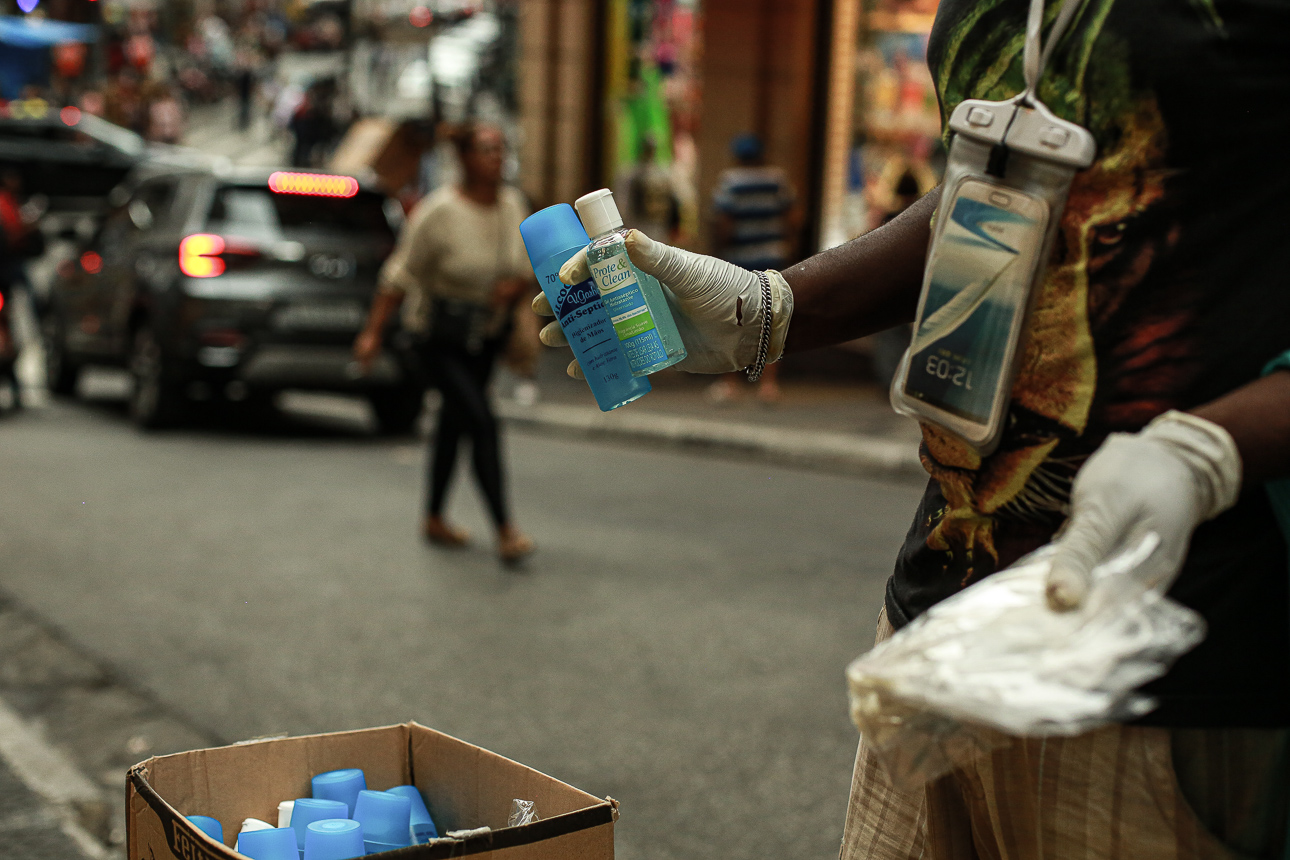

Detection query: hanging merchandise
(889, 0), (1096, 454)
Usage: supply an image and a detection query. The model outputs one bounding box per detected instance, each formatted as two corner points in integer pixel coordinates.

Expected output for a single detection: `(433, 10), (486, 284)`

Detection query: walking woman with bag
(354, 122), (535, 564)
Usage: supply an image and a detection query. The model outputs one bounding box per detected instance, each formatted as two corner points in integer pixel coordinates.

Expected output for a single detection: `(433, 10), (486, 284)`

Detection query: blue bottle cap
(289, 798), (348, 850)
(237, 826), (298, 860)
(186, 815), (223, 844)
(520, 204), (592, 265)
(303, 819), (364, 860)
(386, 785), (438, 842)
(311, 768), (366, 817)
(352, 790), (412, 847)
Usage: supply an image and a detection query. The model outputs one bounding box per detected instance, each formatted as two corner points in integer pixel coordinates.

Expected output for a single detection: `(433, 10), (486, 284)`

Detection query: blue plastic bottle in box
(520, 205), (650, 411)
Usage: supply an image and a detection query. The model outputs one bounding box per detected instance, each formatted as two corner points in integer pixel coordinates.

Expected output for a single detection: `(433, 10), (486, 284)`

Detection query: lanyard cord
(1021, 0), (1085, 105)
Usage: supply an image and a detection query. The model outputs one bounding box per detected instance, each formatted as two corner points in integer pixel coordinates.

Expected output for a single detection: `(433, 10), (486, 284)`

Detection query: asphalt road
(0, 377), (926, 860)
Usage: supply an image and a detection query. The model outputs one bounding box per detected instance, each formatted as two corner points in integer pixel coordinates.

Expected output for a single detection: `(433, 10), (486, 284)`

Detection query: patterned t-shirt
(886, 0), (1290, 725)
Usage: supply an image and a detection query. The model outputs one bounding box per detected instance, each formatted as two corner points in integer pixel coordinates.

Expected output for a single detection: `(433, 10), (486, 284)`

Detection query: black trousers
(420, 339), (508, 528)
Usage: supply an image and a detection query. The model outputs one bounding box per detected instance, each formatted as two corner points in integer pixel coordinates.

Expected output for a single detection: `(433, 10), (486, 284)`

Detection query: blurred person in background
(707, 132), (795, 404)
(0, 170), (41, 410)
(144, 81), (184, 144)
(539, 2), (1290, 856)
(289, 80), (337, 168)
(104, 70), (145, 135)
(617, 134), (681, 244)
(353, 123), (535, 564)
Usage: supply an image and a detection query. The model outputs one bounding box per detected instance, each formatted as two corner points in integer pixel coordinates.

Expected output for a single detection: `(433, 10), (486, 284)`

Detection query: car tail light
(179, 235), (262, 278)
(268, 171), (359, 198)
(80, 251), (102, 274)
(179, 234), (225, 278)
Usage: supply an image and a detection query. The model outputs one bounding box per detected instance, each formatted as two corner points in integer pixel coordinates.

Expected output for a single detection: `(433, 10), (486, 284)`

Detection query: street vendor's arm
(781, 187), (940, 354)
(1191, 368), (1290, 485)
(547, 187), (940, 377)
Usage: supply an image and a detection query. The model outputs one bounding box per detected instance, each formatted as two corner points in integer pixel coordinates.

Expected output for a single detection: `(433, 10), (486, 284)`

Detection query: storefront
(516, 0), (943, 249)
(817, 0), (943, 251)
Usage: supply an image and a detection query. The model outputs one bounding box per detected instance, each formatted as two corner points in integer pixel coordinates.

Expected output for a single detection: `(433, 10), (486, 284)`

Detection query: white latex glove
(531, 229), (793, 378)
(1045, 411), (1242, 611)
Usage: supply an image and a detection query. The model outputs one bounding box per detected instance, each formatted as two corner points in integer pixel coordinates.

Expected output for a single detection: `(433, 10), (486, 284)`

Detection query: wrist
(1143, 410), (1242, 521)
(764, 270), (794, 365)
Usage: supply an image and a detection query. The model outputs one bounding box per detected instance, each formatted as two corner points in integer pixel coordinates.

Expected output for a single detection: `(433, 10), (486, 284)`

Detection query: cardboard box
(127, 722), (616, 859)
(328, 118), (425, 195)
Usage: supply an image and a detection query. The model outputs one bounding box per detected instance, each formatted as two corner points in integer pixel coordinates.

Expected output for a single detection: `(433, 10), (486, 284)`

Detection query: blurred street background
(0, 0), (940, 857)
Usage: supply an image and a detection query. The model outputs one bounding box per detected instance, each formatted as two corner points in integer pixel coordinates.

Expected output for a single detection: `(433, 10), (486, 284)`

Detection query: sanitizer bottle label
(588, 252), (669, 370)
(549, 275), (632, 385)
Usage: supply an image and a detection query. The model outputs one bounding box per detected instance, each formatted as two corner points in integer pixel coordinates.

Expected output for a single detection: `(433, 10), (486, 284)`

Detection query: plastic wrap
(507, 799), (539, 828)
(846, 534), (1205, 789)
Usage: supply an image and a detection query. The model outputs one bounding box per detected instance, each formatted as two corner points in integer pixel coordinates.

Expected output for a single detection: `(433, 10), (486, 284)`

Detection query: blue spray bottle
(520, 205), (651, 411)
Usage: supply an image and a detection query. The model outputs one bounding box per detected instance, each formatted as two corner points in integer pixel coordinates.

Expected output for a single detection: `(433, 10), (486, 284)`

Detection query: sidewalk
(498, 353), (927, 481)
(0, 700), (107, 859)
(0, 594), (221, 860)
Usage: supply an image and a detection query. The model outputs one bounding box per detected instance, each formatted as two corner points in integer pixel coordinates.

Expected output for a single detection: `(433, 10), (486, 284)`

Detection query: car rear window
(206, 185), (396, 238)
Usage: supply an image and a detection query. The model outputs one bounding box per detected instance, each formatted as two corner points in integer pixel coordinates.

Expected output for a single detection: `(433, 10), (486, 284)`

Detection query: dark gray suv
(42, 164), (423, 431)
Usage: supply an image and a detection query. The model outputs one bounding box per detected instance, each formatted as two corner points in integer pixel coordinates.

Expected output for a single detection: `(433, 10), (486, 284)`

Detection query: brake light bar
(179, 234), (225, 278)
(268, 171), (359, 198)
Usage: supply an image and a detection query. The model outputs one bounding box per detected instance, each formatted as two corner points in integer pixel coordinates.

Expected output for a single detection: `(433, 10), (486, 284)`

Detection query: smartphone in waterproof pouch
(897, 179), (1049, 446)
(891, 97), (1096, 454)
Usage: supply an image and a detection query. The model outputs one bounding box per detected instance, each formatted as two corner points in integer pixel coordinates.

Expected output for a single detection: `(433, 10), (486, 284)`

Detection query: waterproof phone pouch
(890, 0), (1096, 454)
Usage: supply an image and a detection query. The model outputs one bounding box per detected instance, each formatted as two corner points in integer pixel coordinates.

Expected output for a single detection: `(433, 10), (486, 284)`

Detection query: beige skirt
(838, 608), (1289, 860)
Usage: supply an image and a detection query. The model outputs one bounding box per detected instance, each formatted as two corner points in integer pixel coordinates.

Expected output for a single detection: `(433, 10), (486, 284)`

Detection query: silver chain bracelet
(745, 271), (773, 383)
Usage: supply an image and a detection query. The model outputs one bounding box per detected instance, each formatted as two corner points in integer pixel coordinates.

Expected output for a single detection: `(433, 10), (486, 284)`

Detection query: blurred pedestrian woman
(354, 122), (534, 564)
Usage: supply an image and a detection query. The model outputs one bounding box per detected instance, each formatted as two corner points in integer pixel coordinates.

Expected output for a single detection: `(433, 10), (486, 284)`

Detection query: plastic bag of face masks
(845, 534), (1205, 790)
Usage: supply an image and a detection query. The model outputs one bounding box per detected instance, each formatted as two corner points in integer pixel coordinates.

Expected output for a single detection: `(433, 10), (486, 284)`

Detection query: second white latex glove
(1045, 411), (1242, 611)
(537, 229), (793, 376)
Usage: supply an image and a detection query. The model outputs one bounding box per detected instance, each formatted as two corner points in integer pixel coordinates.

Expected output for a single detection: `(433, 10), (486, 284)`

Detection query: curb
(495, 401), (926, 481)
(0, 696), (111, 859)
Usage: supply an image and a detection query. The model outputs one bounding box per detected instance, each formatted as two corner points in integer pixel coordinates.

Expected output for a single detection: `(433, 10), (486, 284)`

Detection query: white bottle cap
(574, 189), (623, 238)
(277, 800), (294, 828)
(235, 819), (274, 852)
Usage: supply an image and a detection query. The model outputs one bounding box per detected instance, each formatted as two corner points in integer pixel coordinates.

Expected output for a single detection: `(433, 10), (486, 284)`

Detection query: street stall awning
(0, 16), (98, 48)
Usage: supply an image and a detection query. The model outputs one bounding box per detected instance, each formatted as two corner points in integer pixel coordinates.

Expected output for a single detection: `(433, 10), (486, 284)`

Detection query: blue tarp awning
(0, 16), (97, 48)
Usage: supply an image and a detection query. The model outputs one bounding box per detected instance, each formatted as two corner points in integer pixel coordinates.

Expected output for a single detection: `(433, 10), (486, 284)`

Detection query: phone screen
(903, 185), (1046, 424)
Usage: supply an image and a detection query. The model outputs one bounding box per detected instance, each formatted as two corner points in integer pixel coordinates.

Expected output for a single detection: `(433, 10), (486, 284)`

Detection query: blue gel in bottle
(520, 205), (651, 411)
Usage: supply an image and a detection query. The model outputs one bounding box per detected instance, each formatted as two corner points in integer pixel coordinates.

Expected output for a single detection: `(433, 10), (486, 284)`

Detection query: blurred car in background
(42, 163), (424, 432)
(1, 105), (150, 306)
(0, 104), (145, 211)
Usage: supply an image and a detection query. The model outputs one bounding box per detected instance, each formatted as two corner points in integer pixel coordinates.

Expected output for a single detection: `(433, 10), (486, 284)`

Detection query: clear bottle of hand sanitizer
(574, 189), (687, 376)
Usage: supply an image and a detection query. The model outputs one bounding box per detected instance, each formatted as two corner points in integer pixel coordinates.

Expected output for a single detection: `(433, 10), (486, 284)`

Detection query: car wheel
(128, 324), (185, 429)
(370, 389), (424, 436)
(42, 312), (81, 396)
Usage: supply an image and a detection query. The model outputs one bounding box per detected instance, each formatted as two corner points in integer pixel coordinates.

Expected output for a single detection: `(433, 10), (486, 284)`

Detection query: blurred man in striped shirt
(709, 133), (795, 402)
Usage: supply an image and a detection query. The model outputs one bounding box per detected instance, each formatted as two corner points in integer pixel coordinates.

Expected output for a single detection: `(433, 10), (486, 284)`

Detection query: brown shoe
(422, 516), (469, 547)
(498, 527), (535, 565)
